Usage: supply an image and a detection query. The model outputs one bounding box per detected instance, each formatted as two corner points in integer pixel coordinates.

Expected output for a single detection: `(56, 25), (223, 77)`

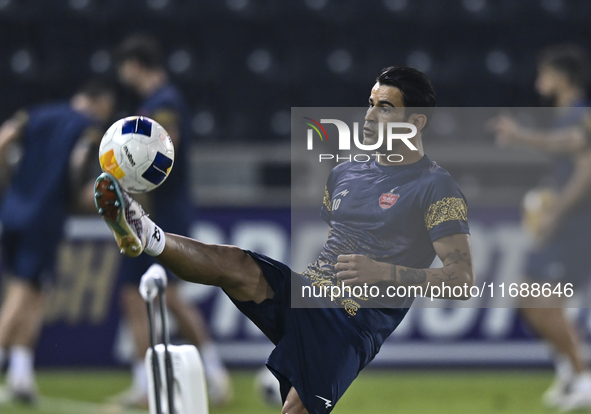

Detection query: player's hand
(335, 254), (391, 286)
(488, 115), (522, 146)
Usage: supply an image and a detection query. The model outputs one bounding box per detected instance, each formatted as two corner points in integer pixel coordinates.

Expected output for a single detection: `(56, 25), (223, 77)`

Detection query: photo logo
(304, 118), (419, 163)
(302, 117), (329, 145)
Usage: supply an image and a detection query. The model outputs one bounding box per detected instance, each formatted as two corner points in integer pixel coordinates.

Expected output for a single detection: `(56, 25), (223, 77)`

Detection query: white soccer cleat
(559, 373), (591, 412)
(107, 386), (149, 409)
(206, 367), (233, 407)
(95, 172), (148, 258)
(543, 377), (568, 408)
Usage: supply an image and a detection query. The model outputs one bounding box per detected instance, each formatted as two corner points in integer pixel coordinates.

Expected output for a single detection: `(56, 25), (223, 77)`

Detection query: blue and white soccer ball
(99, 116), (174, 193)
(254, 367), (283, 407)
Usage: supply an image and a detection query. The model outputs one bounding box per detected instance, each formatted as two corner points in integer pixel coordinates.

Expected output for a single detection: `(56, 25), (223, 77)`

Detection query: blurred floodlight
(270, 110), (291, 135)
(540, 0), (564, 12)
(327, 49), (352, 74)
(406, 50), (432, 73)
(462, 0), (486, 13)
(226, 0), (249, 11)
(0, 0), (11, 10)
(304, 0), (328, 11)
(192, 111), (215, 136)
(147, 0), (169, 10)
(89, 50), (111, 73)
(69, 0), (90, 9)
(168, 50), (191, 73)
(486, 50), (511, 75)
(11, 49), (32, 74)
(247, 49), (272, 74)
(383, 0), (407, 11)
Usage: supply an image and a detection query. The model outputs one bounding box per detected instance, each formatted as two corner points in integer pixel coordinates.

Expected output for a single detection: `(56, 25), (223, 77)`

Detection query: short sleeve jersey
(303, 155), (469, 310)
(0, 103), (94, 233)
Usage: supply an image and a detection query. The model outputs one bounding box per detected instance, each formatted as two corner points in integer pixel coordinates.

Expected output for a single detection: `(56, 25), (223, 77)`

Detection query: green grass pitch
(1, 369), (556, 414)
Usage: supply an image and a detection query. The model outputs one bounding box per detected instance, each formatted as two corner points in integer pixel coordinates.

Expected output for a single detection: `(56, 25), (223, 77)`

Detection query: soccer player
(111, 34), (231, 407)
(490, 45), (591, 411)
(96, 66), (475, 414)
(0, 79), (116, 403)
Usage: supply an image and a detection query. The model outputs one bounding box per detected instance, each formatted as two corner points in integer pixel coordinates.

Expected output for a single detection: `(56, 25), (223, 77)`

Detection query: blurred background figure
(0, 79), (115, 403)
(490, 44), (591, 412)
(111, 33), (232, 408)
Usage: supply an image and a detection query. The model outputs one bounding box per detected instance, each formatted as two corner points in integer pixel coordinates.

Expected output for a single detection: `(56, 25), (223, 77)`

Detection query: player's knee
(281, 388), (309, 414)
(213, 245), (260, 286)
(281, 401), (309, 414)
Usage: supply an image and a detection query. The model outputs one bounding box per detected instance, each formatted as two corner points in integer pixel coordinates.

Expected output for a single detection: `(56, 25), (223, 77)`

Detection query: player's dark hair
(77, 77), (117, 99)
(538, 44), (590, 89)
(115, 34), (164, 70)
(377, 66), (436, 129)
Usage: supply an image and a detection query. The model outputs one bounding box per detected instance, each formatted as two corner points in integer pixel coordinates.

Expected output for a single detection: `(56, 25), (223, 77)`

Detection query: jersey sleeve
(421, 173), (469, 242)
(320, 169), (337, 224)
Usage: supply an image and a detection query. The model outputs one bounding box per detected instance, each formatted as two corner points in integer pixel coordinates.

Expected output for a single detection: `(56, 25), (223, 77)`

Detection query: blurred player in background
(112, 34), (231, 407)
(491, 44), (591, 411)
(0, 79), (116, 403)
(96, 66), (475, 414)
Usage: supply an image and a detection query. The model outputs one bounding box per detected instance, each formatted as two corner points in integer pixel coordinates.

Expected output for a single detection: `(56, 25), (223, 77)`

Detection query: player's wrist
(389, 264), (397, 285)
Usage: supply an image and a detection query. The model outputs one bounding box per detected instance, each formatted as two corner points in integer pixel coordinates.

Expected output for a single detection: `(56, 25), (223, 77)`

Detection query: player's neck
(376, 137), (424, 166)
(138, 71), (168, 97)
(555, 88), (585, 108)
(70, 95), (96, 120)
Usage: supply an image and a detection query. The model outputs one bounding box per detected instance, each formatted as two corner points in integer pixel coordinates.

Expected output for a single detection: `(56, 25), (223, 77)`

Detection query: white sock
(132, 359), (148, 394)
(200, 342), (226, 377)
(0, 347), (6, 369)
(555, 353), (574, 384)
(8, 346), (34, 390)
(144, 219), (165, 257)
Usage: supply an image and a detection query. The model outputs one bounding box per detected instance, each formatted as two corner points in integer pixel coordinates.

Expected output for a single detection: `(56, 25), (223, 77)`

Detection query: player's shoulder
(28, 101), (70, 117)
(29, 102), (91, 127)
(149, 84), (185, 107)
(416, 156), (465, 201)
(419, 156), (457, 185)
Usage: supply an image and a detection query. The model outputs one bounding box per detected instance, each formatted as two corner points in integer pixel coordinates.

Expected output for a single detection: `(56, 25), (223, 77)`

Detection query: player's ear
(407, 113), (427, 132)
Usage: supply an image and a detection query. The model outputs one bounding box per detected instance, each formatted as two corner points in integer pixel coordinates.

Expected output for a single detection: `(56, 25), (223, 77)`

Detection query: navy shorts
(231, 251), (376, 414)
(525, 215), (591, 285)
(1, 229), (59, 289)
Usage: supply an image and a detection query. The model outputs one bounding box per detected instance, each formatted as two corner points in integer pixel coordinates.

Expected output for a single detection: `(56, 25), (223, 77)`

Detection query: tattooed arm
(335, 233), (475, 300)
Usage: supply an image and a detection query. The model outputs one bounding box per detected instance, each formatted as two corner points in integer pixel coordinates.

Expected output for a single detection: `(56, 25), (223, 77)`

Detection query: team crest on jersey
(379, 193), (399, 209)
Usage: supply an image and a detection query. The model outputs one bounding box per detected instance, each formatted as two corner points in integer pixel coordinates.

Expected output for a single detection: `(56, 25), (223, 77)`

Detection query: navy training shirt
(549, 102), (591, 216)
(0, 103), (95, 233)
(300, 155), (469, 348)
(136, 83), (192, 233)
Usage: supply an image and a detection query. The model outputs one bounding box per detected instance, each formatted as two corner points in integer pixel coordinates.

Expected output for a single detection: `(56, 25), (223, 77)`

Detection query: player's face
(364, 83), (406, 147)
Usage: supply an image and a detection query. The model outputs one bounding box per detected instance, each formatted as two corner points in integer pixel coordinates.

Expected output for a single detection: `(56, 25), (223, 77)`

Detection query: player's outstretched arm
(490, 114), (587, 155)
(335, 233), (475, 300)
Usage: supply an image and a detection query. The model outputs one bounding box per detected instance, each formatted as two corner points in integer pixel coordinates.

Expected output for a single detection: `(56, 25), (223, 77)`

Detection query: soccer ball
(98, 116), (174, 193)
